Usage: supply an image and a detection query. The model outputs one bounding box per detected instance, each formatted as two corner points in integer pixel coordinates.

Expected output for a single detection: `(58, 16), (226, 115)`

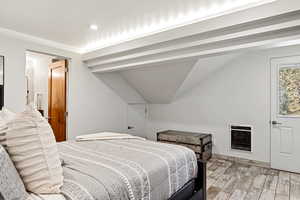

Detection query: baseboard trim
(212, 154), (271, 169)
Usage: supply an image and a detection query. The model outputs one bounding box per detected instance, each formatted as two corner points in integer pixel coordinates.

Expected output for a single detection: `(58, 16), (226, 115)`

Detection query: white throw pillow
(0, 107), (63, 194)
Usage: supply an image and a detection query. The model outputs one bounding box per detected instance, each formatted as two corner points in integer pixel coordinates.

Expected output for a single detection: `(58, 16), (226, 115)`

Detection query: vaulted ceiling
(0, 0), (276, 53)
(84, 0), (300, 104)
(2, 0), (300, 104)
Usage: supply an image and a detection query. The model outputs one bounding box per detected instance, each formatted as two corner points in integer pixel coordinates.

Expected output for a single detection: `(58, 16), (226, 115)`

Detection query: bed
(0, 107), (206, 200)
(57, 137), (207, 200)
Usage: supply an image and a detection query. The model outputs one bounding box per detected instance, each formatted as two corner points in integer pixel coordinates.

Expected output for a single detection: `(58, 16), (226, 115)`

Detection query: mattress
(57, 139), (198, 200)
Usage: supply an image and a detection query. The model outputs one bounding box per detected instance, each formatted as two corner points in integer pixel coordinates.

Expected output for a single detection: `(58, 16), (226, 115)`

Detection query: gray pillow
(0, 145), (29, 200)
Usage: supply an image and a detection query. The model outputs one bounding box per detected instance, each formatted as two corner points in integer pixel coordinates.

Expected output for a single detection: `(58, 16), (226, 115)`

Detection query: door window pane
(279, 66), (300, 116)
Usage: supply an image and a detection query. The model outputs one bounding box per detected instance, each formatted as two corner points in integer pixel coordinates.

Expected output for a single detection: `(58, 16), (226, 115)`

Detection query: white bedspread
(76, 132), (145, 141)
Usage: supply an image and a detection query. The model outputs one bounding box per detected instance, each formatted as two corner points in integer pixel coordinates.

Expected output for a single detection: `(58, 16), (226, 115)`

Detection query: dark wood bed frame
(169, 160), (207, 200)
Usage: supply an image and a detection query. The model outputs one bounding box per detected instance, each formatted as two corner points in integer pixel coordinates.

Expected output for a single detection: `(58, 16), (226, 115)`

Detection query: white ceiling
(0, 0), (275, 53)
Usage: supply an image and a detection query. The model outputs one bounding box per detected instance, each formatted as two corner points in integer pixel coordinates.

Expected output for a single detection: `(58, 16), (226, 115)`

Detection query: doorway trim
(25, 49), (71, 140)
(269, 54), (300, 172)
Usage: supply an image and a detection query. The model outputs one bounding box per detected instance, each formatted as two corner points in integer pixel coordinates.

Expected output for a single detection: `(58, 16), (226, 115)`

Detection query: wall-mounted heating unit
(230, 125), (252, 152)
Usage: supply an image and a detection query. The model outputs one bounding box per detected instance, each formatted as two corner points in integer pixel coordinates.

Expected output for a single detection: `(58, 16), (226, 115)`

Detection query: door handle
(271, 121), (282, 125)
(128, 126), (134, 130)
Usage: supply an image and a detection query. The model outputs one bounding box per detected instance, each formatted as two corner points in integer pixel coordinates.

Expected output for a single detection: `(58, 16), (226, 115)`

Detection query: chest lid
(157, 130), (211, 145)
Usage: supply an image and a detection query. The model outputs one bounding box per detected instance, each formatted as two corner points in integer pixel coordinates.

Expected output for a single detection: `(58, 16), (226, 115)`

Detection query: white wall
(148, 45), (300, 163)
(0, 33), (128, 139)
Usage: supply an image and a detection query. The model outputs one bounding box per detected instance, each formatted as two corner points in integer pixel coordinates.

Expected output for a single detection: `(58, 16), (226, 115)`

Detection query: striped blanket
(58, 139), (198, 200)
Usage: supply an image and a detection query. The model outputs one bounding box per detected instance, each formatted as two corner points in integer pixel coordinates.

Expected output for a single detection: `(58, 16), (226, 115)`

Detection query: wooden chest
(157, 130), (212, 161)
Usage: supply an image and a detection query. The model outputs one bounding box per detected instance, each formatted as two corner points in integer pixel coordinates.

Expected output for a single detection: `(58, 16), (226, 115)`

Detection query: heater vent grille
(231, 125), (252, 152)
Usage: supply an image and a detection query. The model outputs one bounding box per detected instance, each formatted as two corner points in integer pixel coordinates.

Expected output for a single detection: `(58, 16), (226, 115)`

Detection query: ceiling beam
(86, 18), (300, 68)
(83, 0), (300, 60)
(83, 2), (300, 73)
(91, 25), (300, 73)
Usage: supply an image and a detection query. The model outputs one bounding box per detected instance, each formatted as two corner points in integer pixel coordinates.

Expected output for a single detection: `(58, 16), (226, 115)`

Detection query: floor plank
(208, 186), (222, 200)
(214, 191), (231, 200)
(226, 164), (251, 194)
(259, 169), (279, 200)
(207, 160), (232, 188)
(208, 162), (237, 199)
(229, 165), (256, 200)
(244, 167), (267, 200)
(275, 171), (290, 200)
(207, 159), (300, 200)
(290, 173), (300, 200)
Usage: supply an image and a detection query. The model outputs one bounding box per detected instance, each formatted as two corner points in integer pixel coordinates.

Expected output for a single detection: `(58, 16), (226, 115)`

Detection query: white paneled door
(127, 104), (147, 138)
(271, 56), (300, 173)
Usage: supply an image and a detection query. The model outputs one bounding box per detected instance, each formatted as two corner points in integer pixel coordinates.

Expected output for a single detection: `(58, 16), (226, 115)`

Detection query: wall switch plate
(212, 135), (216, 146)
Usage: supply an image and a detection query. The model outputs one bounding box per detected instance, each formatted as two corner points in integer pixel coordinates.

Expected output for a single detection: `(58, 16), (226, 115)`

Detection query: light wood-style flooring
(207, 158), (300, 200)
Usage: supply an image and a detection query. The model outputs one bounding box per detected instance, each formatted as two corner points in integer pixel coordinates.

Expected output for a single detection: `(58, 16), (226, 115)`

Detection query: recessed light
(90, 24), (98, 31)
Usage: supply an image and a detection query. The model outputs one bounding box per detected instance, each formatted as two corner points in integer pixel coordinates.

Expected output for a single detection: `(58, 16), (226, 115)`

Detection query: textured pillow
(0, 108), (16, 121)
(0, 108), (16, 146)
(0, 145), (29, 200)
(0, 107), (63, 194)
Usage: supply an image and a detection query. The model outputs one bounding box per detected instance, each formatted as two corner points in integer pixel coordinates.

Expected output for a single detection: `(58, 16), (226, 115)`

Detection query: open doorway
(25, 51), (68, 142)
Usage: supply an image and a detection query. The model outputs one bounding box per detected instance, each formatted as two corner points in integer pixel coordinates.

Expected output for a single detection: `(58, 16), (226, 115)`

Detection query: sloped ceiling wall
(119, 58), (198, 104)
(175, 53), (241, 99)
(95, 53), (244, 104)
(95, 72), (146, 104)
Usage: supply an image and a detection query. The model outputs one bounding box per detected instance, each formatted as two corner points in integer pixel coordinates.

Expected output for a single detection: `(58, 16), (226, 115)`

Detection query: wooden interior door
(48, 60), (67, 142)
